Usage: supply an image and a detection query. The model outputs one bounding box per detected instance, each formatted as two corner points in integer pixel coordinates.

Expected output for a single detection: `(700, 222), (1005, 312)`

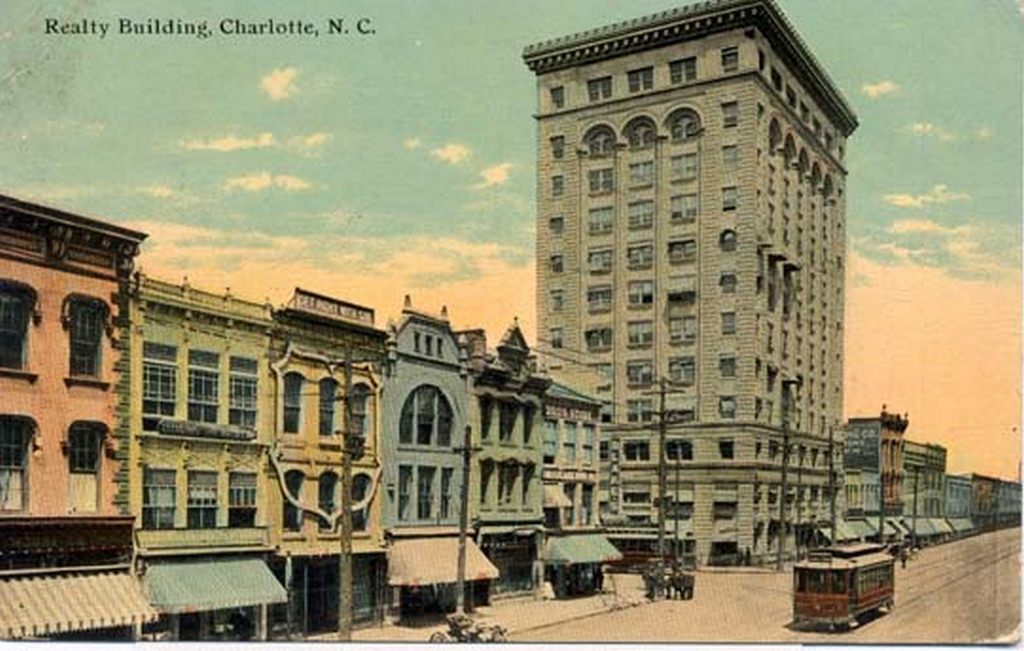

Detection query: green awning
(817, 520), (860, 543)
(903, 518), (937, 536)
(546, 534), (623, 566)
(145, 558), (287, 614)
(948, 518), (975, 532)
(848, 520), (877, 539)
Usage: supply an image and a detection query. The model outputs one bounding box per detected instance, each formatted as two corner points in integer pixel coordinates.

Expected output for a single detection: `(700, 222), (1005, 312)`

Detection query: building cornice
(522, 0), (856, 136)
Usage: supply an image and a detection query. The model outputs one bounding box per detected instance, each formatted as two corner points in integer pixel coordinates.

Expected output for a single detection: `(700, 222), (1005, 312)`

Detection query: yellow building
(127, 275), (284, 641)
(265, 288), (388, 636)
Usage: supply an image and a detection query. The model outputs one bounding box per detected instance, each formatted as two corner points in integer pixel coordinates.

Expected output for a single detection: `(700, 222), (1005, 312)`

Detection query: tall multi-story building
(0, 195), (153, 640)
(523, 0), (856, 565)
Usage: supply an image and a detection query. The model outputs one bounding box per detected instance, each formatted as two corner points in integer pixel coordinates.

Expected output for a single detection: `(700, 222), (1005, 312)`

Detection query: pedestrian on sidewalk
(595, 566), (604, 593)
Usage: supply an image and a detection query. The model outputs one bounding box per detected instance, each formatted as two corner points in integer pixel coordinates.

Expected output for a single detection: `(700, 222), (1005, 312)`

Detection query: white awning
(543, 484), (572, 508)
(387, 537), (499, 586)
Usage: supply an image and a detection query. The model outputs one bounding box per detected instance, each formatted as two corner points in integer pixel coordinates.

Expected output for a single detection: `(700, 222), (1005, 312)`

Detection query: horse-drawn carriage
(642, 561), (695, 600)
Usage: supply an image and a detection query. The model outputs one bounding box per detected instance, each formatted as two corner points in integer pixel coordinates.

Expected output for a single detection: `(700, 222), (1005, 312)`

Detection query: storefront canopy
(145, 558), (287, 614)
(948, 518), (975, 533)
(816, 520), (860, 543)
(0, 570), (158, 639)
(930, 518), (953, 535)
(543, 484), (572, 508)
(848, 520), (877, 540)
(387, 536), (499, 586)
(903, 518), (938, 536)
(545, 534), (623, 566)
(885, 518), (908, 536)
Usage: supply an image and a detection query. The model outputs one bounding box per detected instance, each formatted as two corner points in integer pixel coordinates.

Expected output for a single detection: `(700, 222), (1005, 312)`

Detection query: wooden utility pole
(456, 424), (472, 614)
(776, 381), (795, 571)
(338, 352), (355, 641)
(674, 457), (681, 564)
(795, 447), (803, 561)
(911, 465), (920, 550)
(828, 424), (837, 545)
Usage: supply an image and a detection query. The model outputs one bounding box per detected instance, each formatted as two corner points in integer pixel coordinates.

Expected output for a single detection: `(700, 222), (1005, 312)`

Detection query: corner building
(524, 0), (856, 565)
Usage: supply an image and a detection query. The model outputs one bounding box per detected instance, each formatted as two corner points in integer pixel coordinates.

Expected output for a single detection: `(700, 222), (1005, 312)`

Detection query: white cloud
(182, 132), (276, 152)
(887, 218), (970, 237)
(402, 137), (422, 150)
(260, 67), (299, 101)
(295, 132), (329, 149)
(883, 184), (970, 208)
(975, 126), (994, 140)
(908, 122), (956, 142)
(223, 172), (312, 192)
(137, 184), (176, 199)
(475, 163), (513, 189)
(430, 143), (471, 165)
(861, 80), (899, 98)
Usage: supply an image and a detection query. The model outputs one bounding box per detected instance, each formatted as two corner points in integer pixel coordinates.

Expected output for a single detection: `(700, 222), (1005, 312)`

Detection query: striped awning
(546, 534), (623, 566)
(886, 518), (908, 536)
(145, 558), (287, 614)
(817, 520), (861, 543)
(0, 570), (158, 639)
(930, 518), (954, 535)
(848, 519), (877, 539)
(902, 518), (938, 536)
(388, 536), (499, 586)
(543, 484), (572, 508)
(948, 517), (975, 532)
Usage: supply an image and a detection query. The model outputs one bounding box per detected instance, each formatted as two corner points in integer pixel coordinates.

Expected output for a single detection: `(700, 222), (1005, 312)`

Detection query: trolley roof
(795, 552), (893, 570)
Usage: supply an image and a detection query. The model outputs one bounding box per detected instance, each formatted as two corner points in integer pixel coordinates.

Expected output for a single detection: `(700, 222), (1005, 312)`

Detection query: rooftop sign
(287, 288), (375, 327)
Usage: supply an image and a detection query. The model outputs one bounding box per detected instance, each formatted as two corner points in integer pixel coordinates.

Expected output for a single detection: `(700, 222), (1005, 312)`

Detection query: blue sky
(1, 1), (1021, 475)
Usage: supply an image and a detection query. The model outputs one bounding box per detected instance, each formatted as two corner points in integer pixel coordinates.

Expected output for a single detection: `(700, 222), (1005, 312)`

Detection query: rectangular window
(588, 249), (613, 274)
(563, 422), (577, 464)
(722, 312), (736, 335)
(721, 46), (739, 72)
(666, 440), (693, 461)
(549, 215), (565, 234)
(228, 357), (258, 430)
(671, 194), (699, 223)
(550, 289), (564, 312)
(588, 168), (614, 193)
(142, 467), (176, 529)
(627, 67), (654, 92)
(720, 356), (737, 378)
(722, 101), (739, 128)
(628, 280), (654, 307)
(722, 186), (738, 211)
(669, 57), (697, 84)
(563, 482), (576, 525)
(623, 440), (651, 460)
(587, 286), (612, 312)
(719, 397), (737, 420)
(667, 276), (697, 304)
(587, 76), (613, 101)
(550, 136), (565, 159)
(417, 466), (435, 520)
(68, 299), (105, 377)
(719, 440), (735, 459)
(720, 273), (737, 294)
(627, 201), (654, 229)
(583, 425), (595, 464)
(187, 350), (220, 424)
(668, 239), (697, 264)
(626, 360), (654, 386)
(627, 244), (654, 269)
(187, 470), (218, 529)
(398, 465), (412, 521)
(626, 401), (653, 424)
(549, 255), (564, 273)
(588, 206), (614, 235)
(543, 420), (558, 464)
(552, 175), (564, 197)
(713, 501), (738, 519)
(143, 342), (177, 428)
(550, 86), (565, 109)
(628, 161), (654, 186)
(228, 472), (257, 528)
(585, 327), (613, 352)
(668, 356), (695, 386)
(722, 145), (738, 170)
(549, 327), (564, 349)
(627, 320), (653, 347)
(771, 67), (783, 92)
(440, 467), (453, 520)
(669, 316), (697, 343)
(671, 153), (698, 180)
(499, 402), (517, 442)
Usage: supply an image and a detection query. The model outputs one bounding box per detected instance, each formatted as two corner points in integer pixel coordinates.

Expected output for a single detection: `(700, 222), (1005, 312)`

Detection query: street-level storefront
(143, 556), (286, 641)
(386, 535), (499, 621)
(544, 533), (621, 598)
(480, 528), (540, 597)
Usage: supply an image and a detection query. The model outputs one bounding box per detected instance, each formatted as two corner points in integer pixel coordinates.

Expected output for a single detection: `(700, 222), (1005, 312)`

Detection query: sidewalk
(340, 573), (648, 642)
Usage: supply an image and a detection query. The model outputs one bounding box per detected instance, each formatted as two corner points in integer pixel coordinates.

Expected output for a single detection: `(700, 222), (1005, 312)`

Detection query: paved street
(522, 528), (1020, 644)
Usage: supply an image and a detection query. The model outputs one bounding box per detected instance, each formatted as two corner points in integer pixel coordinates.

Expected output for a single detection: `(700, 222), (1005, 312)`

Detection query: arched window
(768, 119), (782, 153)
(319, 378), (338, 436)
(583, 125), (617, 157)
(720, 230), (737, 252)
(623, 116), (657, 149)
(352, 473), (372, 531)
(0, 282), (36, 371)
(822, 174), (834, 200)
(283, 372), (305, 434)
(810, 162), (822, 192)
(283, 469), (304, 531)
(68, 421), (104, 513)
(349, 384), (371, 438)
(0, 416), (32, 511)
(66, 297), (108, 378)
(318, 470), (338, 530)
(783, 134), (796, 166)
(398, 385), (454, 447)
(666, 109), (701, 142)
(797, 149), (809, 178)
